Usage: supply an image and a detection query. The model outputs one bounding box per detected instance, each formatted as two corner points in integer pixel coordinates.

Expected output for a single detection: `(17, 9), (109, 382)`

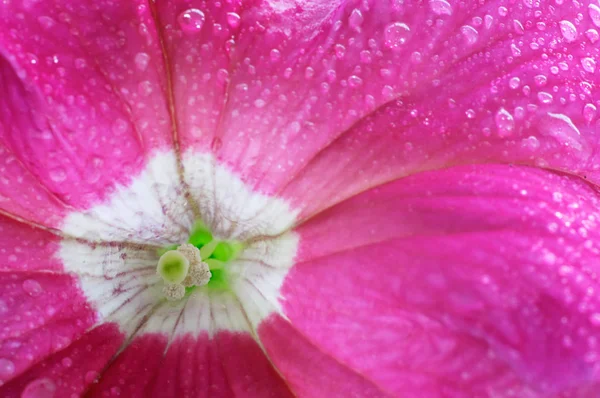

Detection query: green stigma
(157, 250), (190, 284)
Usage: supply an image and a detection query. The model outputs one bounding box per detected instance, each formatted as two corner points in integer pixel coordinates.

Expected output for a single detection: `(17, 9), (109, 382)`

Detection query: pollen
(178, 243), (211, 287)
(177, 243), (202, 264)
(162, 283), (186, 301)
(182, 261), (212, 287)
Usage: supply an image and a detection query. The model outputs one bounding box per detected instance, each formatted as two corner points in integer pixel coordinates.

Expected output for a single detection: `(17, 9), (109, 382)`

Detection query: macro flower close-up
(2, 0), (600, 396)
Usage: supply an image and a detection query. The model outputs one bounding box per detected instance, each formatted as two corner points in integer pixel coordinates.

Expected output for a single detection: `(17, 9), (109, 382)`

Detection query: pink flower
(1, 0), (600, 396)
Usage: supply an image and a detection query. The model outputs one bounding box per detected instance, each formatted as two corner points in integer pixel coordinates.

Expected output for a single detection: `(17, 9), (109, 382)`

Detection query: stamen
(162, 283), (186, 301)
(182, 262), (212, 287)
(177, 243), (202, 263)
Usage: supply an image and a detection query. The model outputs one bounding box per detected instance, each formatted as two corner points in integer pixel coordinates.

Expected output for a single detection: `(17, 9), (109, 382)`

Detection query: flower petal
(0, 1), (180, 230)
(0, 216), (103, 388)
(85, 332), (293, 397)
(150, 0), (440, 206)
(265, 165), (600, 396)
(154, 0), (600, 225)
(0, 324), (123, 398)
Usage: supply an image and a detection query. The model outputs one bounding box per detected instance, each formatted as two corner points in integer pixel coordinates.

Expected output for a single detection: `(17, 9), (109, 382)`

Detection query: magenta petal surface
(0, 215), (100, 388)
(87, 332), (292, 398)
(273, 0), (600, 221)
(272, 165), (600, 397)
(0, 0), (174, 225)
(0, 324), (123, 398)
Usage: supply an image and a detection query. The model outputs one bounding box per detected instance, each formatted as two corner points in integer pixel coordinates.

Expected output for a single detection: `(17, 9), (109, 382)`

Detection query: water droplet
(348, 9), (364, 30)
(591, 313), (600, 326)
(384, 22), (410, 49)
(589, 4), (600, 28)
(304, 67), (315, 79)
(23, 279), (43, 296)
(586, 28), (599, 43)
(134, 53), (150, 72)
(37, 16), (55, 30)
(269, 48), (281, 63)
(112, 119), (129, 134)
(559, 20), (578, 42)
(61, 357), (73, 368)
(460, 25), (479, 45)
(583, 103), (597, 123)
(254, 99), (266, 108)
(495, 108), (515, 137)
(510, 43), (521, 57)
(498, 6), (508, 17)
(0, 358), (14, 379)
(429, 0), (453, 16)
(539, 112), (584, 151)
(534, 74), (547, 87)
(410, 51), (422, 64)
(84, 370), (99, 384)
(509, 77), (520, 89)
(177, 8), (206, 33)
(22, 378), (56, 398)
(537, 91), (553, 104)
(581, 57), (596, 73)
(137, 81), (153, 97)
(226, 12), (241, 29)
(348, 75), (363, 87)
(360, 50), (372, 63)
(334, 44), (346, 59)
(513, 19), (525, 35)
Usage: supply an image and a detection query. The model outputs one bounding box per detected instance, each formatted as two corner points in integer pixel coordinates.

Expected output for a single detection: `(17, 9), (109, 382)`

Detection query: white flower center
(58, 150), (298, 339)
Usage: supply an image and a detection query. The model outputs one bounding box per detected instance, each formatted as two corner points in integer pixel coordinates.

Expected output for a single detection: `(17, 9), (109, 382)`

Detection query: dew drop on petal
(112, 118), (129, 134)
(538, 91), (553, 104)
(581, 57), (596, 73)
(590, 313), (600, 326)
(513, 19), (525, 34)
(384, 22), (410, 49)
(509, 76), (520, 89)
(270, 48), (281, 63)
(460, 25), (479, 45)
(539, 112), (583, 151)
(61, 357), (73, 368)
(22, 378), (56, 398)
(583, 103), (597, 123)
(586, 28), (599, 43)
(85, 370), (99, 384)
(134, 52), (150, 72)
(559, 20), (578, 42)
(22, 279), (43, 296)
(429, 0), (453, 16)
(178, 8), (205, 33)
(348, 75), (363, 87)
(495, 108), (515, 137)
(348, 9), (364, 30)
(589, 4), (600, 28)
(0, 358), (15, 379)
(522, 136), (540, 150)
(534, 74), (547, 87)
(226, 12), (241, 29)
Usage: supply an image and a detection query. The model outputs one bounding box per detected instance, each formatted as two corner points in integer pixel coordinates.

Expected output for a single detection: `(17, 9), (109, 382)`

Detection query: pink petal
(269, 165), (600, 396)
(0, 324), (123, 398)
(87, 332), (292, 397)
(0, 215), (100, 387)
(151, 1), (441, 196)
(0, 0), (175, 225)
(269, 1), (598, 222)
